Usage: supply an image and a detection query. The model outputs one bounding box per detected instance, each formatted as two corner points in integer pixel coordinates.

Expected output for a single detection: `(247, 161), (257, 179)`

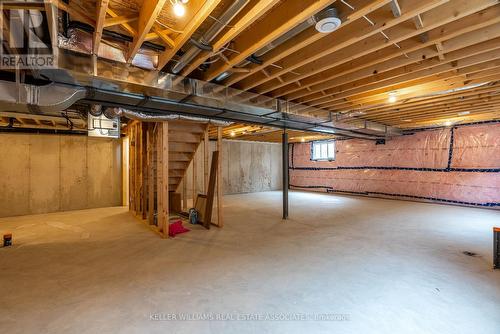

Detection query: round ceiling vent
(314, 7), (342, 33)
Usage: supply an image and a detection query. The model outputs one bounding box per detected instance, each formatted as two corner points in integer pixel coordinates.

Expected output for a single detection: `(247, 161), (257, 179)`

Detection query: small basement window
(311, 140), (335, 161)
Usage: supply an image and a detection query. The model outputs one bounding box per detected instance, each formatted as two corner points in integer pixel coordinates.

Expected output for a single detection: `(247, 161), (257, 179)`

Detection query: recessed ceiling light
(301, 138), (305, 142)
(230, 131), (235, 137)
(388, 91), (397, 103)
(173, 2), (185, 17)
(457, 111), (470, 116)
(444, 121), (453, 126)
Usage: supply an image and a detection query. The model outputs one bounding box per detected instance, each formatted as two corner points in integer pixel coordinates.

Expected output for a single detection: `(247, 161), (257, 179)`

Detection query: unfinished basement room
(0, 0), (499, 333)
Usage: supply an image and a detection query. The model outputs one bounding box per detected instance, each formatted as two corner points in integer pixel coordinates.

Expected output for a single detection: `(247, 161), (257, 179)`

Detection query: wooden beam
(182, 176), (187, 211)
(300, 36), (500, 107)
(314, 51), (500, 107)
(147, 123), (155, 225)
(322, 70), (500, 110)
(216, 127), (223, 228)
(93, 1), (109, 54)
(203, 0), (336, 81)
(223, 0), (393, 87)
(192, 146), (197, 208)
(0, 112), (85, 126)
(152, 26), (175, 48)
(286, 23), (500, 103)
(141, 123), (148, 220)
(129, 123), (136, 211)
(204, 127), (209, 192)
(103, 15), (136, 28)
(55, 0), (95, 26)
(127, 0), (167, 63)
(44, 0), (58, 50)
(179, 0), (280, 77)
(158, 0), (223, 69)
(106, 8), (136, 36)
(135, 123), (142, 216)
(156, 124), (163, 227)
(258, 1), (500, 97)
(238, 0), (449, 93)
(161, 122), (169, 237)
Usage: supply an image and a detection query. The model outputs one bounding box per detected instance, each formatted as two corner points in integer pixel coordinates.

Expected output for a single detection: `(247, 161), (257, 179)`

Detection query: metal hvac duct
(170, 0), (251, 74)
(0, 80), (87, 114)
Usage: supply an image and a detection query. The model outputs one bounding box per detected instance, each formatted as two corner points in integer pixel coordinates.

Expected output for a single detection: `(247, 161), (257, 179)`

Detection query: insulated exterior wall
(289, 122), (500, 207)
(0, 133), (122, 217)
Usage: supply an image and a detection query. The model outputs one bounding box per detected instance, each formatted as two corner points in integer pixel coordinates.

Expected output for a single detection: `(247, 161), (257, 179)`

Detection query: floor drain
(463, 251), (478, 257)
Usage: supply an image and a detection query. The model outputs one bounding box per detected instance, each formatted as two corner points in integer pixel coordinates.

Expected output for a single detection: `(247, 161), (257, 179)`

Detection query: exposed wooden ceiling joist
(177, 0), (281, 77)
(249, 0), (497, 96)
(127, 0), (168, 63)
(221, 0), (394, 88)
(286, 19), (500, 103)
(157, 0), (224, 69)
(202, 0), (337, 81)
(93, 0), (110, 54)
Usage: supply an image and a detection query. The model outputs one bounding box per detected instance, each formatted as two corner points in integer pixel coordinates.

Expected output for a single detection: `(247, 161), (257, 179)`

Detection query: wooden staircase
(168, 120), (208, 192)
(128, 119), (216, 237)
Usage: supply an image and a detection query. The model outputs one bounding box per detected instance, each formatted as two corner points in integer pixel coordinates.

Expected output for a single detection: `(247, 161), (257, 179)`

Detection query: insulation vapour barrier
(289, 122), (500, 207)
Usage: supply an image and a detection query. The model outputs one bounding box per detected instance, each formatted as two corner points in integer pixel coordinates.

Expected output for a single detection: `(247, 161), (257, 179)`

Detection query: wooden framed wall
(126, 120), (224, 237)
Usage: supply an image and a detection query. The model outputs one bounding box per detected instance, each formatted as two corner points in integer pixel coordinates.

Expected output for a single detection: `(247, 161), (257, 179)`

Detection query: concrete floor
(0, 191), (499, 334)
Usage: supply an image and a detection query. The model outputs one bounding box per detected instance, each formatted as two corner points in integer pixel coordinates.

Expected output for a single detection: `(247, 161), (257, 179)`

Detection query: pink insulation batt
(289, 123), (500, 207)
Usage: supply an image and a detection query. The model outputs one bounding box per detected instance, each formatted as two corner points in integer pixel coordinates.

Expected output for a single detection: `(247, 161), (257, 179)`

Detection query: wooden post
(156, 124), (163, 229)
(147, 124), (155, 224)
(182, 177), (187, 210)
(128, 123), (135, 211)
(141, 123), (148, 220)
(217, 127), (223, 227)
(192, 149), (197, 208)
(135, 123), (141, 215)
(204, 127), (209, 192)
(161, 122), (169, 237)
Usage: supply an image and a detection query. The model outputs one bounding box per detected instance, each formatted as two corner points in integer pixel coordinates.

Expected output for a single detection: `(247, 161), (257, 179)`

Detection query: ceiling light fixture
(388, 91), (397, 103)
(173, 1), (186, 17)
(315, 7), (342, 33)
(230, 131), (235, 137)
(301, 138), (305, 142)
(444, 120), (453, 126)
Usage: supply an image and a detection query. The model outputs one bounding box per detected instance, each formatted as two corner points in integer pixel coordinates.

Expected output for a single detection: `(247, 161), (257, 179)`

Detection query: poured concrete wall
(0, 133), (122, 217)
(183, 140), (282, 198)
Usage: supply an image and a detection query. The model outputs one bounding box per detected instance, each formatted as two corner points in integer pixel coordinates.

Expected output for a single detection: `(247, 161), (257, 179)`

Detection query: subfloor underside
(0, 191), (499, 334)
